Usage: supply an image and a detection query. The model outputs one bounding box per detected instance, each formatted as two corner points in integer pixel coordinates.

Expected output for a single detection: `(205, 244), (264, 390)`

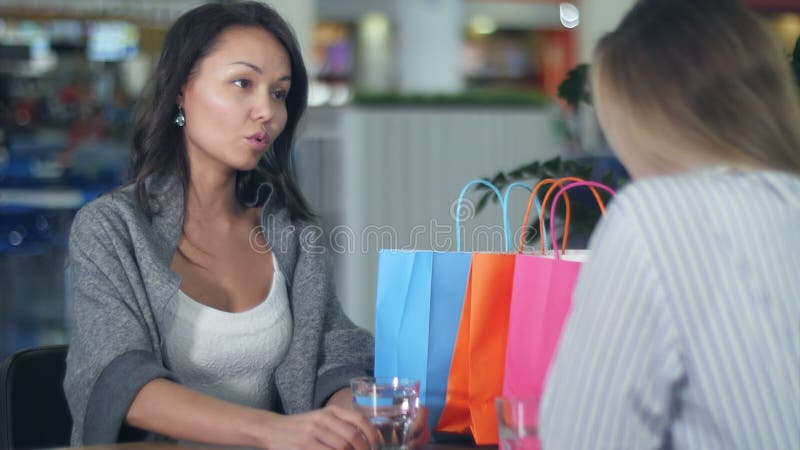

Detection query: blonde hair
(593, 0), (800, 174)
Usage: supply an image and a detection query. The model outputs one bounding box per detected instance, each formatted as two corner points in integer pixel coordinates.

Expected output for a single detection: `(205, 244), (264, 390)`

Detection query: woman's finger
(313, 420), (353, 450)
(407, 407), (431, 450)
(330, 406), (378, 448)
(320, 408), (372, 450)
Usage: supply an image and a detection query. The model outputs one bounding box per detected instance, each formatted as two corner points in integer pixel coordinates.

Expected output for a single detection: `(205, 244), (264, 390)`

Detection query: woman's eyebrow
(230, 61), (263, 74)
(229, 61), (291, 82)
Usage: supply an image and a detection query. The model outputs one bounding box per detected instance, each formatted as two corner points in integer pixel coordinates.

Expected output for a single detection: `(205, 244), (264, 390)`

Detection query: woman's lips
(246, 132), (269, 151)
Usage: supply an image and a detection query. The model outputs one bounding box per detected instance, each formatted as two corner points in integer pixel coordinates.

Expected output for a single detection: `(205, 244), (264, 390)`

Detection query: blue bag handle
(501, 182), (547, 253)
(455, 180), (504, 252)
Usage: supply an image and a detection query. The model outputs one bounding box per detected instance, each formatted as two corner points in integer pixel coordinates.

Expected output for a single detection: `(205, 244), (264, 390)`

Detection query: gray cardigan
(63, 172), (374, 445)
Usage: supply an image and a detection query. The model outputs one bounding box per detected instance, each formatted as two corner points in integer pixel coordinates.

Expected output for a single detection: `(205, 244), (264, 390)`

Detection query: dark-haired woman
(62, 3), (414, 449)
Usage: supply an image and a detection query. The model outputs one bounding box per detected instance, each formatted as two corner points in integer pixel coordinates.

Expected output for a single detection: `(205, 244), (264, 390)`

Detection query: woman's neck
(184, 166), (246, 228)
(631, 139), (770, 180)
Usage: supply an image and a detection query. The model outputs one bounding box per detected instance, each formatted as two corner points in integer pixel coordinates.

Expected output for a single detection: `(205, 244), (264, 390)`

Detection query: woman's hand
(258, 404), (378, 450)
(407, 406), (432, 450)
(126, 380), (378, 449)
(268, 387), (429, 450)
(325, 387), (357, 410)
(323, 387), (431, 450)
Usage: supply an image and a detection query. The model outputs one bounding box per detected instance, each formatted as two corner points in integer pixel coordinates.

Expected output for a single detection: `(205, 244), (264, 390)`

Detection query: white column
(578, 0), (636, 63)
(262, 0), (317, 70)
(396, 0), (464, 94)
(357, 13), (392, 92)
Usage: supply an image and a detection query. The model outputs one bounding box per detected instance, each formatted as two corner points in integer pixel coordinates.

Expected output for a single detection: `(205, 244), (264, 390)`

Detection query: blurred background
(1, 0), (798, 358)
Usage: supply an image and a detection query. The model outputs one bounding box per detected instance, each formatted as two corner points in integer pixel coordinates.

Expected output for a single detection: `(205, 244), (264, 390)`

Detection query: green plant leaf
(352, 88), (550, 107)
(508, 168), (526, 179)
(476, 193), (491, 212)
(793, 35), (800, 62)
(557, 64), (591, 107)
(793, 36), (800, 93)
(542, 156), (563, 175)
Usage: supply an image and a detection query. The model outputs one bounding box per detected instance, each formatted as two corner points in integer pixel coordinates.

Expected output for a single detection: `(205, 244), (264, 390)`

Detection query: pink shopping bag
(502, 180), (616, 435)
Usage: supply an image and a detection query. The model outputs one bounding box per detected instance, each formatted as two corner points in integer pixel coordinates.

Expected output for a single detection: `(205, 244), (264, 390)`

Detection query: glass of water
(351, 377), (420, 450)
(495, 396), (539, 450)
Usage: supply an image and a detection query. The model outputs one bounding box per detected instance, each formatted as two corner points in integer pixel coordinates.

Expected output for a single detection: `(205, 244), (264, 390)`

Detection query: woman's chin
(231, 158), (262, 172)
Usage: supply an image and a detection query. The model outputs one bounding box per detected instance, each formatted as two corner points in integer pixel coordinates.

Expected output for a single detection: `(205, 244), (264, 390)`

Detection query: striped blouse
(539, 168), (800, 450)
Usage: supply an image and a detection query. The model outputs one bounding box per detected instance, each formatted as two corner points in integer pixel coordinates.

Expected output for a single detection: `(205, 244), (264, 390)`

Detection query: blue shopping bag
(376, 179), (511, 432)
(375, 250), (472, 431)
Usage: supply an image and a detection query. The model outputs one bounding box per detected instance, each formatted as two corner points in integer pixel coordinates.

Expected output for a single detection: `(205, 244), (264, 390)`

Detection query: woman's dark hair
(130, 1), (312, 220)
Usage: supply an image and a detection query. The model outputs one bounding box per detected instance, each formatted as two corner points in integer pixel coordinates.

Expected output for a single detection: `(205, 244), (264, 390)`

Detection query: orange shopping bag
(433, 179), (519, 444)
(436, 252), (516, 444)
(435, 178), (574, 445)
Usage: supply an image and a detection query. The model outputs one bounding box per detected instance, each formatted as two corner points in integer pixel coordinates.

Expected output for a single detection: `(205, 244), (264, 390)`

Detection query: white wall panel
(295, 105), (562, 330)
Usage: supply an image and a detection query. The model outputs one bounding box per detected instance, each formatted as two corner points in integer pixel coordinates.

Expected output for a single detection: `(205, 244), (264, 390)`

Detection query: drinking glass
(351, 377), (420, 450)
(495, 396), (539, 450)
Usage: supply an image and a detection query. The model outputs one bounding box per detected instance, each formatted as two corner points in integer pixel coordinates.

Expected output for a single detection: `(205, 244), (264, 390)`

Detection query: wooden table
(60, 441), (497, 450)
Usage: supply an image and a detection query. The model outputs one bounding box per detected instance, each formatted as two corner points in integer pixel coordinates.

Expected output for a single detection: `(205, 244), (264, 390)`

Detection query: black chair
(0, 345), (72, 450)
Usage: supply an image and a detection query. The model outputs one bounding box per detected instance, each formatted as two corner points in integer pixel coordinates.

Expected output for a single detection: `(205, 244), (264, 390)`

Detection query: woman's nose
(251, 93), (274, 123)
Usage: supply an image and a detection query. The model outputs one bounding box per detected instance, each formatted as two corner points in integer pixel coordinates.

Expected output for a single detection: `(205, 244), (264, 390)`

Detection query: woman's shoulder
(601, 169), (800, 251)
(70, 183), (160, 250)
(73, 183), (137, 227)
(613, 168), (800, 212)
(73, 170), (185, 235)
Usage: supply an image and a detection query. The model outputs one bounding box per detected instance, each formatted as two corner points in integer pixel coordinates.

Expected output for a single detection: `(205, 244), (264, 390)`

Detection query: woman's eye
(233, 79), (251, 89)
(272, 89), (288, 101)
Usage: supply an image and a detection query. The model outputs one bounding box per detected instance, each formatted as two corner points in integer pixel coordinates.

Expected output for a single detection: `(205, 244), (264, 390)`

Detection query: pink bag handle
(550, 181), (617, 260)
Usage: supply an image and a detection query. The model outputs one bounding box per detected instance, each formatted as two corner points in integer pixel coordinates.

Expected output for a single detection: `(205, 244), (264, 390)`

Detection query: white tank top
(161, 254), (292, 410)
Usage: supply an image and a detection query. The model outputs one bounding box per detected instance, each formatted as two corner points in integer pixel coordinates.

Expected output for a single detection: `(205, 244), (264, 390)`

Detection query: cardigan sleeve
(312, 292), (375, 407)
(291, 224), (375, 408)
(64, 202), (177, 445)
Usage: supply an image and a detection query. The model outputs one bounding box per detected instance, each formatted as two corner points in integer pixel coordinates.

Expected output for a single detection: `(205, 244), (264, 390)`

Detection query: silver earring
(174, 108), (185, 127)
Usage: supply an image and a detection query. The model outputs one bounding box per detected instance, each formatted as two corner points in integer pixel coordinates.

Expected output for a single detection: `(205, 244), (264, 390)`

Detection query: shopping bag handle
(538, 177), (607, 255)
(501, 182), (548, 254)
(456, 179), (504, 252)
(550, 181), (617, 260)
(518, 178), (574, 253)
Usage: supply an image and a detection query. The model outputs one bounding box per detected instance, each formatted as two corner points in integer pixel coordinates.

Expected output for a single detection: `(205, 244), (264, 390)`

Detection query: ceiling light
(560, 3), (580, 29)
(470, 14), (497, 35)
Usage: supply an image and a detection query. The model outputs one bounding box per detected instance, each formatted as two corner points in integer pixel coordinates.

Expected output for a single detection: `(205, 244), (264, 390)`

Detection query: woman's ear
(176, 91), (184, 108)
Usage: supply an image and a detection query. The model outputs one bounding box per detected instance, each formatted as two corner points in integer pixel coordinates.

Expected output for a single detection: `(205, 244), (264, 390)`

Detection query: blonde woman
(539, 0), (800, 448)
